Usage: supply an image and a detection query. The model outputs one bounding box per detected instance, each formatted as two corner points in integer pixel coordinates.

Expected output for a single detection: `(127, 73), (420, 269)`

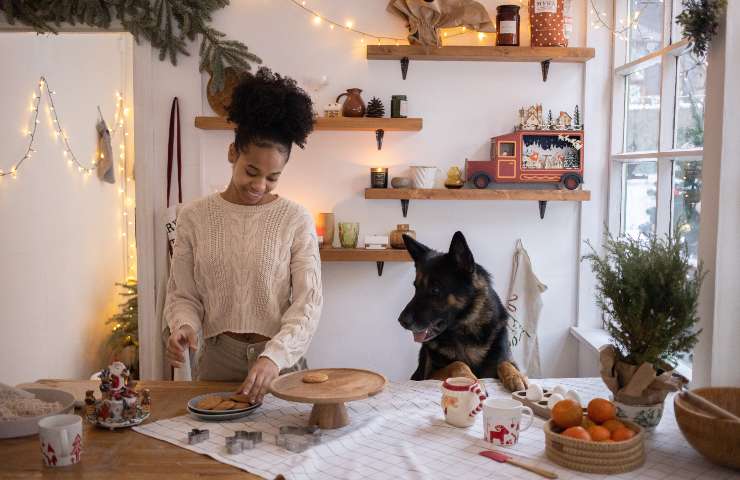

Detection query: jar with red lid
(496, 5), (521, 46)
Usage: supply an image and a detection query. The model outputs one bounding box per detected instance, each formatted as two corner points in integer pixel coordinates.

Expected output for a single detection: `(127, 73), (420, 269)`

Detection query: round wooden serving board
(270, 368), (387, 429)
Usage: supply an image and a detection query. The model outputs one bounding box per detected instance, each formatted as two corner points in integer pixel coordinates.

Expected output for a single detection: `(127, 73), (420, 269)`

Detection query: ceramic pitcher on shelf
(336, 88), (366, 117)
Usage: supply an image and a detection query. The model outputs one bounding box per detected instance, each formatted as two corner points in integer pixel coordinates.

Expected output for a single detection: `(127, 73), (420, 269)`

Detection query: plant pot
(613, 399), (664, 431)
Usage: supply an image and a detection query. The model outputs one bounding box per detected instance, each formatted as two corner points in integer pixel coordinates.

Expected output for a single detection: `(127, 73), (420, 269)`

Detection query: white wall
(0, 33), (132, 385)
(139, 0), (592, 381)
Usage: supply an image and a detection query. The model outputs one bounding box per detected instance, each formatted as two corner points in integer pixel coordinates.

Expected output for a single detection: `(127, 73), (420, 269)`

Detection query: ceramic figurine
(444, 166), (464, 189)
(88, 361), (150, 429)
(141, 389), (151, 413)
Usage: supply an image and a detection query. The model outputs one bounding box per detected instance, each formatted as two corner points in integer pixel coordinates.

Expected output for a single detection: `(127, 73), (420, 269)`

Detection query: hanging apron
(506, 239), (547, 378)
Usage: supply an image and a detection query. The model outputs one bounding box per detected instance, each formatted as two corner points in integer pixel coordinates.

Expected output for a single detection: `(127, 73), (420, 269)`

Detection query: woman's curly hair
(227, 67), (314, 158)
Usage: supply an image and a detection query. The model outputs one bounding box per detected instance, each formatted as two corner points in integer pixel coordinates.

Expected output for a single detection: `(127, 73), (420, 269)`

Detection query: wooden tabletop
(0, 380), (280, 479)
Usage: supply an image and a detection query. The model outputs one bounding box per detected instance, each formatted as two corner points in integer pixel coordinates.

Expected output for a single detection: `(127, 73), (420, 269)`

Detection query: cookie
(196, 396), (223, 410)
(230, 393), (251, 403)
(232, 402), (250, 409)
(302, 372), (329, 384)
(214, 400), (236, 410)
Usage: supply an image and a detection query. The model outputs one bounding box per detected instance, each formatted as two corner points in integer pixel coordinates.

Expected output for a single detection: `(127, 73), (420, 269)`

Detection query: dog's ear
(449, 231), (475, 273)
(403, 234), (431, 263)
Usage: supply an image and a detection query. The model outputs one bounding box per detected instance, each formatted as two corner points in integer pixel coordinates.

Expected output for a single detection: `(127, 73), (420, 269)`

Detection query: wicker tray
(543, 419), (645, 474)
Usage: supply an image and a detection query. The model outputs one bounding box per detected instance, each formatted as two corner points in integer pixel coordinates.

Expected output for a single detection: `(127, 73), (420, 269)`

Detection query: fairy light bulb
(345, 20), (354, 29)
(313, 15), (321, 25)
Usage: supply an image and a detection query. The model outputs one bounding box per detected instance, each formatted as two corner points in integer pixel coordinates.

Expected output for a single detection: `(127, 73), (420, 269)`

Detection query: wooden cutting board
(16, 379), (100, 405)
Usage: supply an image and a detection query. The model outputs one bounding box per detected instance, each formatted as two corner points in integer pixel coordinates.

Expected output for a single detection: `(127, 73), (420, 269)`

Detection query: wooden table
(0, 381), (277, 479)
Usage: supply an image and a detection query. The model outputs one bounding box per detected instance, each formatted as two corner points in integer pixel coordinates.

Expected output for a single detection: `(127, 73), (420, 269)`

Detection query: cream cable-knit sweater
(164, 193), (323, 370)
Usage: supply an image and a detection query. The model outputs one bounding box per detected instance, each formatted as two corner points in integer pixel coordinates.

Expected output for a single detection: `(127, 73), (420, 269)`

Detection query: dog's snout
(398, 309), (414, 330)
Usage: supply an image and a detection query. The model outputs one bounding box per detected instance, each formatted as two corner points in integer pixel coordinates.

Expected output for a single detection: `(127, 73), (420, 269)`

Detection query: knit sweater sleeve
(164, 206), (204, 335)
(260, 210), (323, 370)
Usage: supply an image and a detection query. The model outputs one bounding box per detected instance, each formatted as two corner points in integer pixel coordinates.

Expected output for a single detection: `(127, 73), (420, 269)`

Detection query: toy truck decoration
(466, 130), (584, 190)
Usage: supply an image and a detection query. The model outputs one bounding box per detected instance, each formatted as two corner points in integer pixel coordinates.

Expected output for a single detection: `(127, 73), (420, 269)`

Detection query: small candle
(370, 167), (389, 188)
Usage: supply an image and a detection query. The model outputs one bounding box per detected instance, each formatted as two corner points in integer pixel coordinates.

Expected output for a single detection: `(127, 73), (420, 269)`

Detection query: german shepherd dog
(398, 231), (528, 392)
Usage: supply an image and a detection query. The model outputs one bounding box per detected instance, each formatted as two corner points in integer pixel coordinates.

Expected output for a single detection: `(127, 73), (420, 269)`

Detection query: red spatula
(479, 450), (558, 479)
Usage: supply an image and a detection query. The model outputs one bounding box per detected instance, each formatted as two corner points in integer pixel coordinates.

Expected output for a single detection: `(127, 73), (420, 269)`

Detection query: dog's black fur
(398, 232), (525, 389)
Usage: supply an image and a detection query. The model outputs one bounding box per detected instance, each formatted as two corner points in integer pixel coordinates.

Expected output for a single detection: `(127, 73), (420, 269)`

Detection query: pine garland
(0, 0), (261, 93)
(583, 231), (705, 367)
(676, 0), (727, 59)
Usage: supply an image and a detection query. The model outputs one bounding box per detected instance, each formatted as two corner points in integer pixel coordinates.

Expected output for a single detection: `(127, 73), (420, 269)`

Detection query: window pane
(622, 161), (657, 237)
(625, 63), (661, 152)
(629, 0), (664, 60)
(672, 159), (702, 266)
(675, 54), (707, 149)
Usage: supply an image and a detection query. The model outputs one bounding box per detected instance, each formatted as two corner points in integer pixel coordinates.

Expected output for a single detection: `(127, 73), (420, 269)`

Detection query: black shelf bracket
(376, 261), (385, 276)
(538, 200), (547, 219)
(400, 56), (410, 80)
(376, 129), (385, 150)
(541, 59), (551, 82)
(401, 199), (410, 217)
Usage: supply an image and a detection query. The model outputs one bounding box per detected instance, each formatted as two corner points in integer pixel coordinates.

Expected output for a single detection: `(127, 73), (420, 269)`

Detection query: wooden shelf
(367, 45), (595, 81)
(194, 116), (423, 132)
(365, 188), (591, 219)
(320, 248), (412, 276)
(367, 45), (595, 62)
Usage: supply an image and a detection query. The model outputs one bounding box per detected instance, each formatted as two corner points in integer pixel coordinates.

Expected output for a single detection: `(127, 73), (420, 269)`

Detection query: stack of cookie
(187, 392), (261, 421)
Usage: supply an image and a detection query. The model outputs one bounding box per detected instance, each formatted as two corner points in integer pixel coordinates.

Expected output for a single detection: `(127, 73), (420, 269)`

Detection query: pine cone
(366, 97), (385, 118)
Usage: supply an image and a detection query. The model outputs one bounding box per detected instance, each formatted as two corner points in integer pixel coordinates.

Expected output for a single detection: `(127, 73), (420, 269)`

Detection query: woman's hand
(166, 325), (197, 368)
(240, 357), (279, 404)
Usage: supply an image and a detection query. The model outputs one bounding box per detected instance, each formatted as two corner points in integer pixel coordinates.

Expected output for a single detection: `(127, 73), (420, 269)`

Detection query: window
(608, 1), (706, 375)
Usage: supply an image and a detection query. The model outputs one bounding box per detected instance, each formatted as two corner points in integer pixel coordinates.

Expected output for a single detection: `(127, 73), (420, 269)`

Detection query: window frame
(607, 0), (704, 238)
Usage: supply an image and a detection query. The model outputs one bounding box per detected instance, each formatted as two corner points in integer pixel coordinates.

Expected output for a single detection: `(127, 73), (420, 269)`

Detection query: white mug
(441, 377), (487, 428)
(483, 398), (534, 447)
(38, 414), (83, 467)
(410, 166), (438, 189)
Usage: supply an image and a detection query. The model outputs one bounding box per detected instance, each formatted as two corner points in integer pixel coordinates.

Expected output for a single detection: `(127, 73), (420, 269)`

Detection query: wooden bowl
(674, 387), (740, 469)
(543, 420), (645, 474)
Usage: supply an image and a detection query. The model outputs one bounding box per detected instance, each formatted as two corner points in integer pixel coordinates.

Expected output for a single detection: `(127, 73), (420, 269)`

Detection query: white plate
(186, 404), (260, 422)
(187, 392), (259, 415)
(0, 388), (76, 439)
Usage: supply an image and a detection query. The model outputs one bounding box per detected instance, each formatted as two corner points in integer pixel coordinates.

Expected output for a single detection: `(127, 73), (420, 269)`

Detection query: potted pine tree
(583, 230), (704, 429)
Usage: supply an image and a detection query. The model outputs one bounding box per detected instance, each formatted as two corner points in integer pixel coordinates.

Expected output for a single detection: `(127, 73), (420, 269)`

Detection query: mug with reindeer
(441, 377), (487, 428)
(483, 398), (534, 447)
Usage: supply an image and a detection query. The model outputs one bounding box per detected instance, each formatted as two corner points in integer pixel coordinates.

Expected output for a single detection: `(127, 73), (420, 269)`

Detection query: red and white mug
(441, 377), (487, 428)
(38, 414), (83, 467)
(483, 398), (534, 447)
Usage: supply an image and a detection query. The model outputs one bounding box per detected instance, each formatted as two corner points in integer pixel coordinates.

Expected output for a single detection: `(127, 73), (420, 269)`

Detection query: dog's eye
(430, 287), (440, 296)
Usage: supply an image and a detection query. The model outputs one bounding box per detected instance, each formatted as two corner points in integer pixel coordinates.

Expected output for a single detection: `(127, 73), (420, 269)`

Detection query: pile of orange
(550, 398), (636, 442)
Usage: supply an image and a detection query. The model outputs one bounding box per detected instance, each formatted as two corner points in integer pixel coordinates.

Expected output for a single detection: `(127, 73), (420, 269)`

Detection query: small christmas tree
(573, 105), (581, 128)
(547, 110), (553, 130)
(365, 97), (385, 118)
(106, 279), (139, 378)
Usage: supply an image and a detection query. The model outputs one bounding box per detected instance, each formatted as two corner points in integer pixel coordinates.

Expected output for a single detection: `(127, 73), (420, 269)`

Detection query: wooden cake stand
(270, 368), (387, 429)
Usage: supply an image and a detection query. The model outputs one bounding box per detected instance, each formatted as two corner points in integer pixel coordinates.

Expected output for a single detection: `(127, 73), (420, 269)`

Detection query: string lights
(285, 0), (508, 45)
(589, 0), (644, 40)
(1, 75), (137, 279)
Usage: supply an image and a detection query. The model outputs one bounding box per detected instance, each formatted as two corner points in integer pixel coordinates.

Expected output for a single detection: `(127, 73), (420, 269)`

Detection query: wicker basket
(544, 420), (645, 474)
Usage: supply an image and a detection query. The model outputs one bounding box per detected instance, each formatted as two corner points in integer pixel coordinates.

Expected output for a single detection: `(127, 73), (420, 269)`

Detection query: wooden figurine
(84, 390), (96, 417)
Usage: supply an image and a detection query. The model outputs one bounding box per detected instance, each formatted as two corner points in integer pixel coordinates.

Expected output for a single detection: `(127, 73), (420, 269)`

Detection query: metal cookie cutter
(188, 428), (210, 445)
(275, 426), (322, 453)
(225, 430), (263, 454)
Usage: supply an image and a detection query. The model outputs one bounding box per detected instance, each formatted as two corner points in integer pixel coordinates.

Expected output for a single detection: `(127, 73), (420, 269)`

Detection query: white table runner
(133, 378), (738, 479)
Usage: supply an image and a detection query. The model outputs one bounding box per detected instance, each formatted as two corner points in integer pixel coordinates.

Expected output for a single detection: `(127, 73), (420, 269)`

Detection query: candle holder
(370, 167), (389, 189)
(316, 213), (335, 249)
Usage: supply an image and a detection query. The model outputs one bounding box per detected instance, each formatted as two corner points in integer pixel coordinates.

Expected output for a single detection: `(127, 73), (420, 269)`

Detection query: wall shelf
(320, 248), (412, 276)
(365, 188), (591, 219)
(195, 116), (422, 150)
(366, 45), (596, 81)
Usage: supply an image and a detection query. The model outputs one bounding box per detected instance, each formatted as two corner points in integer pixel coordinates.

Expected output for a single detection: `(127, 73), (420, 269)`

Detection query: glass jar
(496, 5), (521, 46)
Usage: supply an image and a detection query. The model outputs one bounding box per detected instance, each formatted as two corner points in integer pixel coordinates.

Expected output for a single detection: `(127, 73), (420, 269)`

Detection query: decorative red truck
(466, 130), (584, 190)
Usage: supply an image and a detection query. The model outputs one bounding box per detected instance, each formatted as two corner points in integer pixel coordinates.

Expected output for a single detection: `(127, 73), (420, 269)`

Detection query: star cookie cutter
(275, 426), (322, 453)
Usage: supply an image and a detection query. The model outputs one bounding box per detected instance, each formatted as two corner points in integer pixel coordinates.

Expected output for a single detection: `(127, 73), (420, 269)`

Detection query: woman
(164, 68), (322, 404)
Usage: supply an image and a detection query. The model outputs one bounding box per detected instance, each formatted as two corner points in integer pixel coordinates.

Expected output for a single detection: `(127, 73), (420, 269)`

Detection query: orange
(581, 417), (596, 429)
(551, 399), (583, 429)
(587, 398), (616, 424)
(587, 425), (612, 442)
(601, 419), (626, 433)
(611, 426), (636, 442)
(562, 426), (592, 441)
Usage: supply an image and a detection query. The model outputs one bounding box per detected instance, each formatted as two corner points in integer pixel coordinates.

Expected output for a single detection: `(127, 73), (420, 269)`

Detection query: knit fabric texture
(164, 193), (323, 370)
